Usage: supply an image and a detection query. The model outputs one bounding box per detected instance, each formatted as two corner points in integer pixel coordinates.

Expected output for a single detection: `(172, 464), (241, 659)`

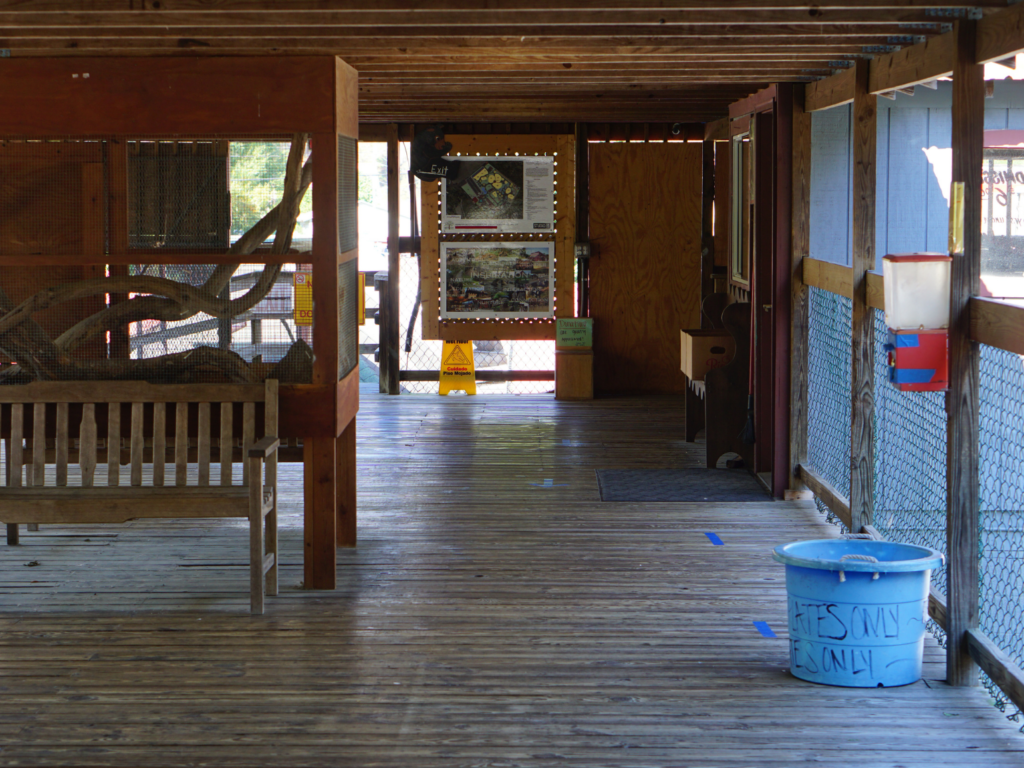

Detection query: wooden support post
(850, 59), (876, 533)
(947, 18), (984, 688)
(790, 85), (812, 492)
(304, 436), (337, 590)
(305, 129), (342, 590)
(575, 122), (590, 318)
(701, 137), (716, 327)
(383, 123), (401, 395)
(336, 418), (357, 547)
(772, 85), (794, 498)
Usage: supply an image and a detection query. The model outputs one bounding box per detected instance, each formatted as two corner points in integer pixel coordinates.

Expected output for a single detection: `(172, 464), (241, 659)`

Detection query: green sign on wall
(556, 318), (593, 349)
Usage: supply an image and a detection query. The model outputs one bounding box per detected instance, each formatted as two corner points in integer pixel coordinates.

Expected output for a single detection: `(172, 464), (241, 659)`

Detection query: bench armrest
(248, 437), (280, 459)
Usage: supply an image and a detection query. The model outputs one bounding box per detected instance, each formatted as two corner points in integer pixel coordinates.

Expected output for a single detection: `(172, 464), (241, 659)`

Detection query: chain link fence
(806, 286), (852, 529)
(979, 343), (1024, 717)
(871, 307), (949, 644)
(807, 286), (1024, 720)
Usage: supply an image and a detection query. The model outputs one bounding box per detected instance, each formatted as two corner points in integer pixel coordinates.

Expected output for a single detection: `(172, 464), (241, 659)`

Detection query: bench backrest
(0, 380), (278, 489)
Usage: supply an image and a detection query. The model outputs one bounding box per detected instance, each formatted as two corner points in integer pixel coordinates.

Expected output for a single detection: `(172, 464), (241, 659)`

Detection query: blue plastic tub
(772, 539), (943, 688)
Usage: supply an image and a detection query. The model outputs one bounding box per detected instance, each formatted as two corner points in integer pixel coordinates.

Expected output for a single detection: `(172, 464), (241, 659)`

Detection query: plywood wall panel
(588, 143), (702, 395)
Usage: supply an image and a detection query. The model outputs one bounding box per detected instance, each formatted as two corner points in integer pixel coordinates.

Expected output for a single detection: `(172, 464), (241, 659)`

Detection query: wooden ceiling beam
(360, 86), (790, 96)
(870, 27), (955, 92)
(0, 6), (984, 28)
(353, 61), (839, 71)
(0, 39), (905, 54)
(359, 75), (825, 84)
(0, 23), (942, 39)
(977, 0), (1024, 64)
(805, 65), (857, 111)
(0, 0), (1004, 9)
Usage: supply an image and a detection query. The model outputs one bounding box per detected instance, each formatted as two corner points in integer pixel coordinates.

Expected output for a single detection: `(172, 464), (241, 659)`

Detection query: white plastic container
(882, 254), (952, 330)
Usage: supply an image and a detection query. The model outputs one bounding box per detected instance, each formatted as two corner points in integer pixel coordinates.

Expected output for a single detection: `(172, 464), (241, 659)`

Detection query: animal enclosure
(0, 55), (360, 587)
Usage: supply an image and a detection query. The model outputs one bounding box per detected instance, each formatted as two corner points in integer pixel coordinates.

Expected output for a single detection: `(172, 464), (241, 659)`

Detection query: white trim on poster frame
(440, 241), (555, 319)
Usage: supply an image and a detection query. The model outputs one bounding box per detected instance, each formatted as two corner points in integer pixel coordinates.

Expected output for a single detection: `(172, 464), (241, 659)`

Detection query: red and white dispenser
(882, 254), (952, 392)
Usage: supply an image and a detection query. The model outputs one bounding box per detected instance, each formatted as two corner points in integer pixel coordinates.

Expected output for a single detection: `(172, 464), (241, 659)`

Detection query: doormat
(595, 468), (771, 502)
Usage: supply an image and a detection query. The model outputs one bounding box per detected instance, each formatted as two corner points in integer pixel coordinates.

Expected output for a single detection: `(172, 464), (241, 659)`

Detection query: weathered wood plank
(107, 402), (120, 487)
(79, 403), (96, 489)
(977, 0), (1024, 65)
(55, 402), (68, 487)
(966, 628), (1024, 716)
(805, 67), (854, 113)
(31, 402), (45, 486)
(790, 85), (811, 492)
(801, 259), (884, 311)
(849, 59), (876, 534)
(946, 18), (984, 689)
(220, 401), (233, 486)
(242, 402), (256, 487)
(153, 402), (166, 487)
(0, 382), (265, 405)
(796, 463), (853, 530)
(198, 402), (211, 487)
(130, 402), (144, 487)
(869, 31), (955, 94)
(175, 402), (188, 487)
(969, 297), (1024, 355)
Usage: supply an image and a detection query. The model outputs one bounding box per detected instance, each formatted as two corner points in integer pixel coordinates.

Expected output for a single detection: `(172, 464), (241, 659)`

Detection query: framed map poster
(441, 155), (555, 233)
(440, 241), (554, 319)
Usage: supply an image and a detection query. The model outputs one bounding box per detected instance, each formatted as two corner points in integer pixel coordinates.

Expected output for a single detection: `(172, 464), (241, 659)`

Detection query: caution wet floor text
(439, 340), (476, 395)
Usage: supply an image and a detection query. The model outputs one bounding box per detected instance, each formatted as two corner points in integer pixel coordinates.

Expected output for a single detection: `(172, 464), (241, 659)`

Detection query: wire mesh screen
(338, 136), (358, 254)
(872, 308), (948, 625)
(127, 263), (313, 384)
(128, 140), (230, 249)
(229, 139), (312, 253)
(978, 342), (1024, 713)
(806, 286), (852, 526)
(338, 259), (358, 380)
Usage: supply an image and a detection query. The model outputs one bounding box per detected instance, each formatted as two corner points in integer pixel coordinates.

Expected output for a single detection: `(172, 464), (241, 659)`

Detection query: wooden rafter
(0, 0), (1021, 122)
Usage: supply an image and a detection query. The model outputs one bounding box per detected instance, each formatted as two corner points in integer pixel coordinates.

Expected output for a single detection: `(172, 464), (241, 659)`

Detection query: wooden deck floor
(1, 390), (1022, 766)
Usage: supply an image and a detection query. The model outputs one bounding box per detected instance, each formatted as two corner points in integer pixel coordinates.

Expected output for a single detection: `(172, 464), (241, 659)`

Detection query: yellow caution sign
(439, 339), (476, 396)
(293, 272), (313, 326)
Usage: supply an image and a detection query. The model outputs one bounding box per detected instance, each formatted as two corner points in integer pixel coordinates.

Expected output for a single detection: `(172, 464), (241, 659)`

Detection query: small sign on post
(439, 340), (476, 395)
(556, 318), (593, 350)
(293, 272), (313, 326)
(358, 272), (366, 325)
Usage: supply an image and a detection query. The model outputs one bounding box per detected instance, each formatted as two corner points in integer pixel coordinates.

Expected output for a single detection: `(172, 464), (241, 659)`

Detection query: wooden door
(588, 143), (703, 394)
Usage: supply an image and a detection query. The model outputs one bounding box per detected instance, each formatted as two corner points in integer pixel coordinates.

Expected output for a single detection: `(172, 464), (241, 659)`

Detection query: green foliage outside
(229, 141), (313, 240)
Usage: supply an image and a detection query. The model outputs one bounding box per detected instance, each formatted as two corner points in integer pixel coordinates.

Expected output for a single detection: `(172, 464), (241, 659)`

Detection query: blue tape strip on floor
(753, 621), (777, 638)
(704, 532), (724, 546)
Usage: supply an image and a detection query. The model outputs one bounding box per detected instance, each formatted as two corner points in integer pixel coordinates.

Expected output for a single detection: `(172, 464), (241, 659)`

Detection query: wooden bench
(0, 380), (280, 614)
